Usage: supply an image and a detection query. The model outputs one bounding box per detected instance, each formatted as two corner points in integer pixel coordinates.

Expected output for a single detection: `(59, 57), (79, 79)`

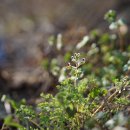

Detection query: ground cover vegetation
(1, 10), (130, 130)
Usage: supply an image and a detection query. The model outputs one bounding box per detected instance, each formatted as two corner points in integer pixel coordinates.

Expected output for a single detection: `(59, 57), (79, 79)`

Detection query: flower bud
(74, 53), (77, 57)
(77, 53), (80, 57)
(66, 62), (71, 69)
(82, 58), (85, 63)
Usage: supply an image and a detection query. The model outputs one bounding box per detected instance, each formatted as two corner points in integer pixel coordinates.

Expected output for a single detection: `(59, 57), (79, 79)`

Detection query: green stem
(29, 119), (44, 130)
(26, 119), (29, 130)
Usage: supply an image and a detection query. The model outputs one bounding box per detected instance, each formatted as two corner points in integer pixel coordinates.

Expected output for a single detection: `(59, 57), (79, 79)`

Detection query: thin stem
(92, 85), (130, 116)
(1, 123), (5, 130)
(26, 119), (30, 130)
(29, 119), (44, 130)
(74, 63), (78, 87)
(92, 90), (119, 116)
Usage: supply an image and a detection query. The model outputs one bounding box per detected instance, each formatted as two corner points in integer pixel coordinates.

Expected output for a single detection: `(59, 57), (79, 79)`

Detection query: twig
(92, 89), (119, 116)
(92, 85), (130, 116)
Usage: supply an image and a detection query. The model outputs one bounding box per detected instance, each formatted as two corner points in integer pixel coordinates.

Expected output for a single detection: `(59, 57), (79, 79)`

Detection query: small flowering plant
(1, 9), (130, 129)
(14, 53), (130, 130)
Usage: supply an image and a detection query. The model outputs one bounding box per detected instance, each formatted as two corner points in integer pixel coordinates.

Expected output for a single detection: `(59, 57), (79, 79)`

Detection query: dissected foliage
(8, 53), (130, 130)
(1, 10), (130, 130)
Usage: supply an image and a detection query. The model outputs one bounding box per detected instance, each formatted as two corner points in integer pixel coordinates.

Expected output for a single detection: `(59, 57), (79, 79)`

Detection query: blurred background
(0, 0), (130, 101)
